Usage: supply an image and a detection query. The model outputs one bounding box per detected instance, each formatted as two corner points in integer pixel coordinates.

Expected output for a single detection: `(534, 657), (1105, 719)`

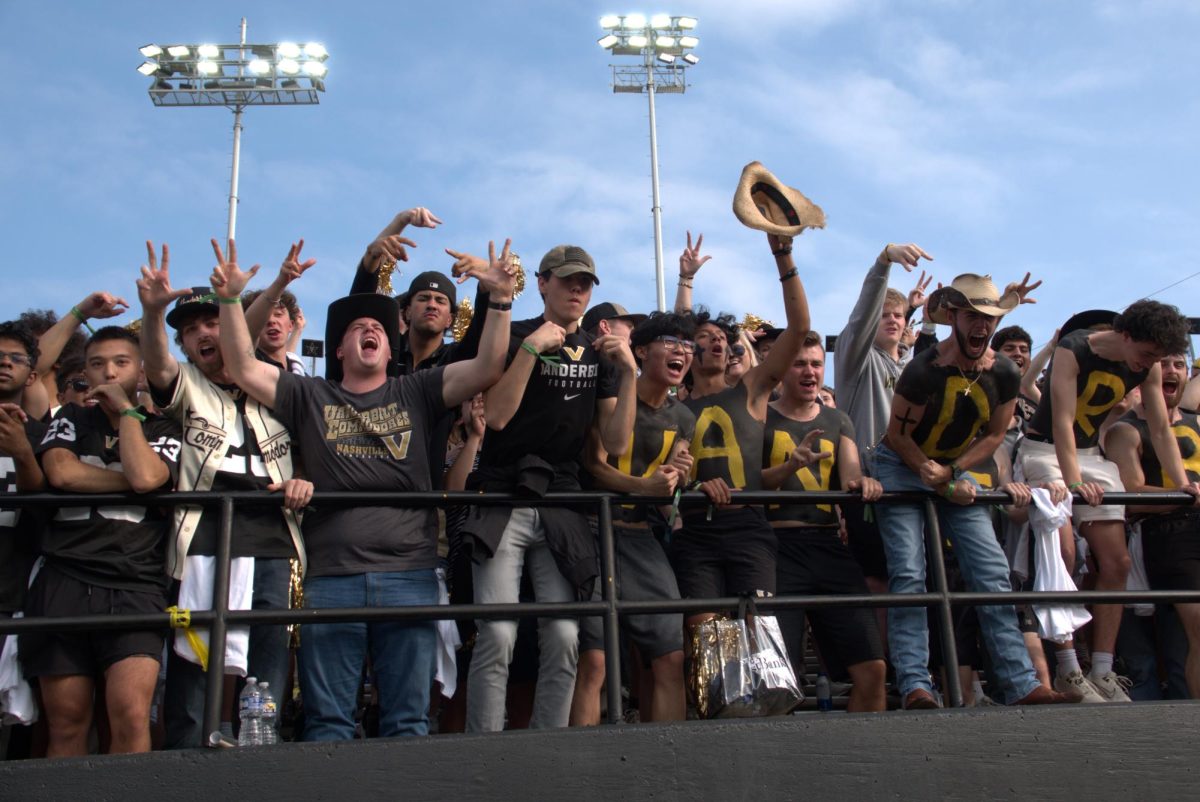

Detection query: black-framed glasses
(652, 335), (696, 354)
(69, 379), (89, 393)
(0, 351), (32, 367)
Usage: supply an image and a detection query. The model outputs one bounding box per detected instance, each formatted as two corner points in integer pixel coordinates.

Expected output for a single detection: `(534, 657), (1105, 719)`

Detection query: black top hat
(324, 294), (402, 382)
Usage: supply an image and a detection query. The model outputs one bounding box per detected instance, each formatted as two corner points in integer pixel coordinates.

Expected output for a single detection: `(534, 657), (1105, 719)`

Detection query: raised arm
(673, 231), (710, 313)
(834, 243), (931, 376)
(440, 239), (516, 408)
(745, 232), (812, 407)
(244, 240), (318, 343)
(350, 207), (441, 294)
(211, 239), (281, 408)
(1021, 329), (1059, 404)
(136, 241), (191, 392)
(286, 308), (305, 354)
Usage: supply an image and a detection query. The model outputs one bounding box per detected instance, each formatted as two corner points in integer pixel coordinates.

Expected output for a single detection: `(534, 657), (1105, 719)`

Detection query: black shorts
(1142, 513), (1200, 591)
(579, 526), (683, 660)
(842, 501), (889, 581)
(670, 507), (777, 600)
(774, 526), (884, 680)
(20, 564), (166, 679)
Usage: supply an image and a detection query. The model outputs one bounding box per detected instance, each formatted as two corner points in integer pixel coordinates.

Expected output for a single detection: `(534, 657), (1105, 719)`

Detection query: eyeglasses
(652, 335), (696, 354)
(69, 379), (89, 393)
(0, 351), (32, 367)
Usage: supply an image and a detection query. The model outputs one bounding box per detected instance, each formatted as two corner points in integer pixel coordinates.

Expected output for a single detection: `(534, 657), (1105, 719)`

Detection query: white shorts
(1017, 438), (1126, 525)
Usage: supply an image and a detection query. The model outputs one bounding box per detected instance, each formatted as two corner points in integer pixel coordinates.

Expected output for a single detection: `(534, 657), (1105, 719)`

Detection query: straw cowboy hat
(732, 161), (826, 238)
(926, 274), (1021, 325)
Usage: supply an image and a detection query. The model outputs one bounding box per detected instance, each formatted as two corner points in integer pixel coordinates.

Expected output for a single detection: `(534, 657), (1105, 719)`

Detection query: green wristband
(121, 407), (148, 422)
(71, 306), (97, 334)
(520, 341), (540, 357)
(944, 481), (956, 499)
(521, 340), (560, 365)
(218, 296), (242, 305)
(1068, 481), (1084, 490)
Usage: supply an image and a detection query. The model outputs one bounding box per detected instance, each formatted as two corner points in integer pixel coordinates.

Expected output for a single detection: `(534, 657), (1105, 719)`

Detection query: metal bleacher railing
(2, 488), (1198, 743)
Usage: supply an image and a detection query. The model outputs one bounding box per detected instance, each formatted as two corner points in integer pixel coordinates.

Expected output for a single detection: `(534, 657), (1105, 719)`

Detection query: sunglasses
(0, 351), (32, 367)
(730, 344), (746, 357)
(652, 335), (696, 354)
(69, 379), (90, 393)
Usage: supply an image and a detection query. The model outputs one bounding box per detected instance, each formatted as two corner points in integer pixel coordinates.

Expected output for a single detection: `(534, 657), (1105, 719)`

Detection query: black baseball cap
(165, 286), (220, 330)
(402, 271), (456, 309)
(581, 302), (646, 334)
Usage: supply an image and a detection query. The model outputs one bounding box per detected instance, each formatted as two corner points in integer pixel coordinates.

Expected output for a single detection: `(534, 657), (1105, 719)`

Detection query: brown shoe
(1015, 684), (1083, 705)
(903, 689), (941, 710)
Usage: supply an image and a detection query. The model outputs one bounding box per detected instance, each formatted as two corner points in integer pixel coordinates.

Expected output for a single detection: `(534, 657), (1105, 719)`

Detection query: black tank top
(1028, 329), (1148, 449)
(685, 381), (764, 490)
(763, 405), (853, 525)
(1120, 409), (1200, 488)
(607, 396), (696, 523)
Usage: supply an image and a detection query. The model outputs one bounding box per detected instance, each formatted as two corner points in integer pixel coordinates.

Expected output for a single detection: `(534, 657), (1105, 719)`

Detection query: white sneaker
(1054, 670), (1107, 703)
(1088, 672), (1133, 703)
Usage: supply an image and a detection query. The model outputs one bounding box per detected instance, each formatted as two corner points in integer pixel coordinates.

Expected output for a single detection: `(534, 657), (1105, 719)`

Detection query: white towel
(434, 566), (460, 699)
(174, 555), (255, 675)
(1029, 488), (1092, 643)
(1125, 524), (1155, 617)
(0, 558), (42, 725)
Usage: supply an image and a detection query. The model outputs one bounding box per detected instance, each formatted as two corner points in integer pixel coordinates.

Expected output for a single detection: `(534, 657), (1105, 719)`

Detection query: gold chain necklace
(954, 364), (983, 398)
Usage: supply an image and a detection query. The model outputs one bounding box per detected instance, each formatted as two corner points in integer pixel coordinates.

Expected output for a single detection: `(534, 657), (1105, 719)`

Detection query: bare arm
(1048, 346), (1083, 487)
(42, 447), (132, 492)
(441, 240), (516, 408)
(285, 308), (305, 354)
(210, 239), (281, 409)
(592, 339), (638, 457)
(1141, 364), (1191, 490)
(673, 231), (710, 313)
(1103, 420), (1162, 514)
(745, 234), (811, 410)
(1021, 330), (1059, 404)
(584, 427), (679, 497)
(484, 322), (564, 430)
(136, 241), (190, 392)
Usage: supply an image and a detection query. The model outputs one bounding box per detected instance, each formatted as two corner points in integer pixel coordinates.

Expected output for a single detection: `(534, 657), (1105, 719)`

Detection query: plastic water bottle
(258, 682), (278, 745)
(816, 673), (833, 712)
(238, 677), (262, 747)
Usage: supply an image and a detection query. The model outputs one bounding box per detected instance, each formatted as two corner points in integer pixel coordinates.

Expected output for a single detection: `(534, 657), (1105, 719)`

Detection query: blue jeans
(163, 557), (292, 749)
(870, 445), (1039, 703)
(299, 569), (437, 741)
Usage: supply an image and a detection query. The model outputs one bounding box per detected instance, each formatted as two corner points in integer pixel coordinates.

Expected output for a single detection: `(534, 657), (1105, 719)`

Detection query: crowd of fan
(2, 167), (1200, 759)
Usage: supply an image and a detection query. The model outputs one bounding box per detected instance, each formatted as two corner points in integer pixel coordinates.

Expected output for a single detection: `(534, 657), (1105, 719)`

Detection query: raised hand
(881, 243), (934, 272)
(524, 321), (566, 354)
(276, 239), (317, 286)
(74, 289), (131, 321)
(908, 269), (933, 311)
(208, 238), (260, 300)
(1005, 272), (1042, 305)
(678, 231), (711, 278)
(400, 207), (443, 230)
(137, 241), (191, 312)
(365, 234), (418, 273)
(447, 238), (516, 298)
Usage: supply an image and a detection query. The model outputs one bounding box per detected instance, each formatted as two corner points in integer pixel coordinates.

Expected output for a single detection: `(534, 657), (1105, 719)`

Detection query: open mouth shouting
(360, 332), (382, 357)
(197, 340), (219, 361)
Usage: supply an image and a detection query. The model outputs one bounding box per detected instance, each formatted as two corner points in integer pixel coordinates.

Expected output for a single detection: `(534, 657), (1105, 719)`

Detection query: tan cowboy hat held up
(926, 273), (1020, 325)
(732, 161), (826, 238)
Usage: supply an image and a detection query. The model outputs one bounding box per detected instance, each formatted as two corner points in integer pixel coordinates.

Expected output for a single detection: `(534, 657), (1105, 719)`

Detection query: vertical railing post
(598, 495), (623, 724)
(203, 496), (234, 743)
(924, 497), (963, 708)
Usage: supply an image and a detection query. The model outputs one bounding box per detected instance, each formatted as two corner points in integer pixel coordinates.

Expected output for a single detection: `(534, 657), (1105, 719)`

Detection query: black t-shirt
(1120, 409), (1200, 489)
(763, 405), (853, 526)
(36, 404), (180, 591)
(480, 317), (620, 469)
(1028, 329), (1149, 449)
(272, 368), (447, 576)
(607, 395), (696, 524)
(684, 381), (764, 491)
(893, 348), (1020, 463)
(0, 418), (49, 612)
(188, 384), (295, 559)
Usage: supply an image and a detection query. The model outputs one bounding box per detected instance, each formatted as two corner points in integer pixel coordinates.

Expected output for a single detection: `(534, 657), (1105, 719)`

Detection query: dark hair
(1114, 300), (1190, 355)
(19, 308), (85, 365)
(0, 321), (41, 366)
(85, 325), (141, 356)
(689, 306), (739, 340)
(630, 311), (697, 349)
(991, 325), (1032, 351)
(55, 354), (86, 393)
(243, 289), (299, 322)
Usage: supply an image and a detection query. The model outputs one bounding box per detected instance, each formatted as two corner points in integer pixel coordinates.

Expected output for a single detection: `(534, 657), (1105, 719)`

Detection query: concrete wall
(3, 703), (1198, 800)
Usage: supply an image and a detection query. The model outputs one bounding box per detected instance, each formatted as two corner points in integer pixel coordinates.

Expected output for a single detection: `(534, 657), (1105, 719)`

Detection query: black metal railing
(2, 489), (1198, 740)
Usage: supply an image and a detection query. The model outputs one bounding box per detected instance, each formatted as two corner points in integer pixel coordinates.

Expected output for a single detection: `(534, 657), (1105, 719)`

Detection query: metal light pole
(138, 19), (329, 242)
(599, 14), (699, 312)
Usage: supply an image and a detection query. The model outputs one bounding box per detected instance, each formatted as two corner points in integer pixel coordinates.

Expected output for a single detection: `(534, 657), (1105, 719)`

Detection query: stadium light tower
(599, 14), (699, 312)
(137, 18), (329, 241)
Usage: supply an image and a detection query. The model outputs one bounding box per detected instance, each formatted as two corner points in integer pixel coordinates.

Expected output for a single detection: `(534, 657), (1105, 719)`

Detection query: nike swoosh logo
(564, 393), (581, 401)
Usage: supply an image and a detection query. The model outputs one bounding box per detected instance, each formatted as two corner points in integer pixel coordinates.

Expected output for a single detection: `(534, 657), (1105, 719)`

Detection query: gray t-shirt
(273, 368), (446, 576)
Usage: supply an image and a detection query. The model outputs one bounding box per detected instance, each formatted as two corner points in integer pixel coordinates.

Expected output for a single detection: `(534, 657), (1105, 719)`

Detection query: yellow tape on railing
(166, 605), (209, 671)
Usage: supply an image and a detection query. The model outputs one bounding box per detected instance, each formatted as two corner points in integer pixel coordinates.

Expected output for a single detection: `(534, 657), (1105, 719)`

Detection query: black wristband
(772, 246), (792, 257)
(779, 268), (798, 282)
(488, 300), (513, 311)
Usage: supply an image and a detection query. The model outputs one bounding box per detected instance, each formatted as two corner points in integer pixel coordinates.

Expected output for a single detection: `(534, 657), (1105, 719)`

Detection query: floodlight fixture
(657, 52), (675, 63)
(655, 35), (675, 47)
(682, 53), (698, 65)
(651, 13), (672, 27)
(677, 16), (697, 28)
(600, 14), (621, 29)
(678, 35), (698, 48)
(598, 34), (620, 49)
(624, 13), (647, 27)
(628, 34), (648, 47)
(138, 18), (330, 246)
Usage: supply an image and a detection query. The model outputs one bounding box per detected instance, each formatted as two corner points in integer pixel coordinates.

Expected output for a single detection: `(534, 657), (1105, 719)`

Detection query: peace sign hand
(1005, 272), (1042, 305)
(678, 231), (711, 278)
(908, 270), (934, 310)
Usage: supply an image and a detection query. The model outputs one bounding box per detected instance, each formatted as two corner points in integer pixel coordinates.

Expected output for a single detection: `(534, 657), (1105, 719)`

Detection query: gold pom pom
(377, 257), (398, 296)
(511, 253), (526, 300)
(452, 298), (474, 342)
(125, 318), (143, 335)
(741, 313), (773, 334)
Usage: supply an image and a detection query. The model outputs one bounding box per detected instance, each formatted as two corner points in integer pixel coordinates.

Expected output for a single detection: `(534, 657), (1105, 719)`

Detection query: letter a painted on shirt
(690, 407), (745, 487)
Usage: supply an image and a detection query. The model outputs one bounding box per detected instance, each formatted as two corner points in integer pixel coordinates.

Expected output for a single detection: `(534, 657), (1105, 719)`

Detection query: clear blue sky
(2, 1), (1198, 372)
